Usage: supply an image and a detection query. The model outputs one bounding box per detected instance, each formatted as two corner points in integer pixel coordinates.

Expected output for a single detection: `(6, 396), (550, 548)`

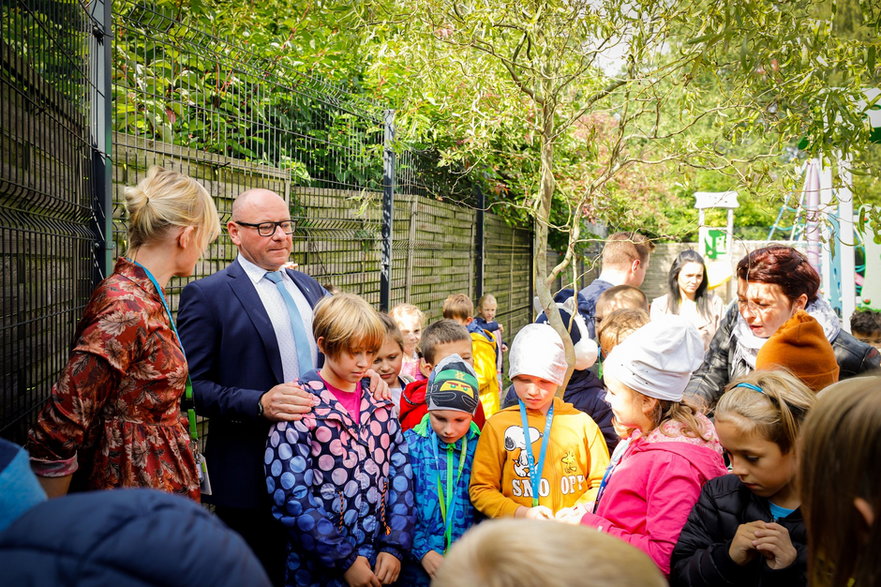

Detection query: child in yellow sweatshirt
(469, 323), (610, 520)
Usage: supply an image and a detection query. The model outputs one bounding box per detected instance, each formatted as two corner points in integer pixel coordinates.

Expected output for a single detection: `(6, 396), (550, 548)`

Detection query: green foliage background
(112, 0), (881, 247)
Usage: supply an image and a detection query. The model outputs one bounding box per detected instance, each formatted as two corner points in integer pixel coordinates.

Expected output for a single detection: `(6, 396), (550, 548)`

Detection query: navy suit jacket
(177, 259), (327, 508)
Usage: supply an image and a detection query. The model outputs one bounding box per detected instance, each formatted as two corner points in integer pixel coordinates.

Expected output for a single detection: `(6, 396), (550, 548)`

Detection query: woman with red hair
(684, 246), (879, 412)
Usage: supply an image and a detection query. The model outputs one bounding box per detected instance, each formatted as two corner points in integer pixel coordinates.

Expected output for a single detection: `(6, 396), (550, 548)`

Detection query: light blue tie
(265, 271), (314, 375)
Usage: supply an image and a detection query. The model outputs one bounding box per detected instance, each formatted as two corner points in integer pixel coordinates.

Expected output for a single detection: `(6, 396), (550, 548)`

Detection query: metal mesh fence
(112, 0), (390, 307)
(1, 1), (535, 443)
(0, 0), (103, 443)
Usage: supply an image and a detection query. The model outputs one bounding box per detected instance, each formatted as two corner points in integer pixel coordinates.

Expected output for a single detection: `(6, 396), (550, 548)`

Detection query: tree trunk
(533, 100), (576, 398)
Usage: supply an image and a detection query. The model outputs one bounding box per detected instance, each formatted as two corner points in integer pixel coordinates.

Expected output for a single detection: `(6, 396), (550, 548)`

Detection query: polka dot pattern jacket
(265, 370), (415, 586)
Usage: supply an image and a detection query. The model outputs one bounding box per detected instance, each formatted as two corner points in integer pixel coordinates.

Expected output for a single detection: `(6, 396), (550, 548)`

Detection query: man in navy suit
(177, 188), (329, 584)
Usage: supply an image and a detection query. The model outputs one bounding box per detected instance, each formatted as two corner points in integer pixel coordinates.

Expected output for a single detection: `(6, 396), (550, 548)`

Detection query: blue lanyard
(593, 438), (632, 512)
(430, 430), (468, 552)
(518, 399), (555, 507)
(127, 258), (198, 441)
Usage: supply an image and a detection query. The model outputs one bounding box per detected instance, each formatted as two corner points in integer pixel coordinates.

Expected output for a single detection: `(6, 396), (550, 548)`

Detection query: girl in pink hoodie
(580, 317), (727, 576)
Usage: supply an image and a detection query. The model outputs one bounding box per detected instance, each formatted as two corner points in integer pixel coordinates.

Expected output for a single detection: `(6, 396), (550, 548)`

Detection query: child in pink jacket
(580, 317), (727, 576)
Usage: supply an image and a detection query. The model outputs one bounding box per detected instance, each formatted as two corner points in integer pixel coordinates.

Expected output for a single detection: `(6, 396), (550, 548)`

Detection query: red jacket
(398, 379), (486, 431)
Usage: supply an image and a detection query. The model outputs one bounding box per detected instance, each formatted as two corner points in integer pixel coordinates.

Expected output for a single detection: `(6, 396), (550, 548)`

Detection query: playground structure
(769, 156), (881, 328)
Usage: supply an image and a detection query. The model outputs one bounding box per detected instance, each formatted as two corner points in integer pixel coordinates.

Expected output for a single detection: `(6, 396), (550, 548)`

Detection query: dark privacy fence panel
(1, 0), (104, 442)
(1, 1), (535, 443)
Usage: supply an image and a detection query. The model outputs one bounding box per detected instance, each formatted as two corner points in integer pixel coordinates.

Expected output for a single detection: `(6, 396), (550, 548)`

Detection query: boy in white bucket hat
(469, 324), (610, 523)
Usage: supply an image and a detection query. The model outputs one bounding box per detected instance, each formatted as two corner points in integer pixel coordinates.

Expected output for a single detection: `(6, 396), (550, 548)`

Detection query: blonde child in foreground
(470, 324), (609, 520)
(580, 316), (727, 576)
(671, 370), (814, 586)
(799, 375), (881, 587)
(432, 518), (666, 587)
(265, 294), (414, 587)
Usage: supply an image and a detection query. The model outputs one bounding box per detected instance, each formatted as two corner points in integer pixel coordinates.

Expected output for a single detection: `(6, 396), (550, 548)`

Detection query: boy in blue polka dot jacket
(265, 294), (414, 587)
(401, 354), (483, 585)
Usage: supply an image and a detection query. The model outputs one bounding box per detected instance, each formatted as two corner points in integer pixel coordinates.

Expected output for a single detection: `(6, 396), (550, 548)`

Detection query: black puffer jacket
(685, 303), (881, 412)
(670, 474), (806, 587)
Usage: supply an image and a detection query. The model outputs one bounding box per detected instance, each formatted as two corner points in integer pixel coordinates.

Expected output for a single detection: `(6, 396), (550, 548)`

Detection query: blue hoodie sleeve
(265, 421), (358, 573)
(377, 419), (415, 561)
(407, 434), (447, 561)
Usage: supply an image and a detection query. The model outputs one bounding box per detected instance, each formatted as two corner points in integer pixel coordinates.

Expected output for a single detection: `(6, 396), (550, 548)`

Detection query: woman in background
(651, 249), (724, 351)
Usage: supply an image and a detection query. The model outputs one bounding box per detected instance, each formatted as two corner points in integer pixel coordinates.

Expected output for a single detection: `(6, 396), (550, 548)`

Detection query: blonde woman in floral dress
(27, 166), (220, 500)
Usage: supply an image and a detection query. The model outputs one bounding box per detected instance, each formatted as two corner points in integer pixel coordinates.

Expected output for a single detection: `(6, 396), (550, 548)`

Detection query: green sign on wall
(700, 227), (728, 260)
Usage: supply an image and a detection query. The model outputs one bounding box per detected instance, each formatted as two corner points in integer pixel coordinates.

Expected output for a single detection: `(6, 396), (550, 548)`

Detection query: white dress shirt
(237, 254), (318, 382)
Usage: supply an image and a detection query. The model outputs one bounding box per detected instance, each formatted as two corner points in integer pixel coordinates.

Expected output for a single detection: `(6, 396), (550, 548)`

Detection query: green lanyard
(432, 431), (468, 551)
(129, 259), (198, 442)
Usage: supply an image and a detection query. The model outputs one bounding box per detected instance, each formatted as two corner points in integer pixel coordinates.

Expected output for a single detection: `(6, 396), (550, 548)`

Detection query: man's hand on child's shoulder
(365, 369), (391, 401)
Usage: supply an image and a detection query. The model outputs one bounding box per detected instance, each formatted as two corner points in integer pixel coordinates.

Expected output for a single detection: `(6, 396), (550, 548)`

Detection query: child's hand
(555, 504), (591, 524)
(501, 344), (509, 352)
(523, 505), (555, 520)
(729, 521), (764, 565)
(374, 552), (401, 584)
(364, 369), (391, 401)
(421, 550), (444, 578)
(498, 324), (504, 333)
(753, 522), (797, 569)
(344, 556), (381, 587)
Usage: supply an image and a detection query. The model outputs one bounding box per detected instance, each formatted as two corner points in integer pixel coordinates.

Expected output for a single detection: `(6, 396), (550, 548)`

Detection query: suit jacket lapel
(226, 259), (285, 384)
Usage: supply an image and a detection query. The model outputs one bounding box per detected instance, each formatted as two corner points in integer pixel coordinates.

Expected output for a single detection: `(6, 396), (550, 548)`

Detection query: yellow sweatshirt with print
(469, 397), (611, 518)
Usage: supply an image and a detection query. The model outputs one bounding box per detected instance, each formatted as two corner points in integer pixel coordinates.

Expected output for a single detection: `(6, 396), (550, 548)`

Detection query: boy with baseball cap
(402, 355), (483, 585)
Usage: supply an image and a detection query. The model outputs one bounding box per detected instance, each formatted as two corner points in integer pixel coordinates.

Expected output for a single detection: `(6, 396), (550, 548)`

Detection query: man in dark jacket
(578, 232), (654, 339)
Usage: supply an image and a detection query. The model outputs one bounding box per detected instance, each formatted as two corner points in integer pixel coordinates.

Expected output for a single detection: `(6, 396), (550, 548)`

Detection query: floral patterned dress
(27, 257), (199, 501)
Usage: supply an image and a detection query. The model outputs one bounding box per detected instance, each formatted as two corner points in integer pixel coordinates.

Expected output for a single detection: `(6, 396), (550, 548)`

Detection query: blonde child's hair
(124, 166), (220, 253)
(716, 369), (815, 454)
(389, 303), (425, 326)
(433, 518), (666, 587)
(476, 294), (497, 313)
(443, 293), (474, 321)
(597, 308), (649, 358)
(312, 293), (384, 358)
(378, 313), (405, 351)
(800, 375), (881, 587)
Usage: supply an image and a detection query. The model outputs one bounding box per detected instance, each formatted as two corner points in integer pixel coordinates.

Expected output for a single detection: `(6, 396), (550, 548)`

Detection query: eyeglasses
(234, 220), (295, 237)
(736, 299), (777, 314)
